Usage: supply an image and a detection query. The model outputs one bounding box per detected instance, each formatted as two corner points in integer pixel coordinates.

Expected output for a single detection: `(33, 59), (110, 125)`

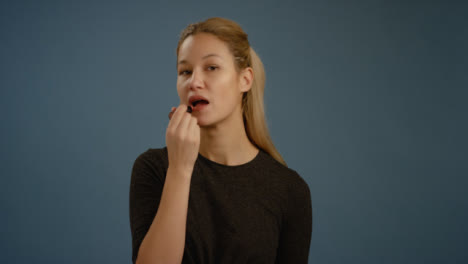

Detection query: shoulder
(131, 146), (169, 182)
(260, 150), (312, 216)
(261, 150), (309, 188)
(134, 146), (168, 165)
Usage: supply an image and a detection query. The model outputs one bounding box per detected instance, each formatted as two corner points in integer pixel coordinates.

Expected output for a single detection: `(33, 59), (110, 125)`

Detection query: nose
(188, 69), (204, 90)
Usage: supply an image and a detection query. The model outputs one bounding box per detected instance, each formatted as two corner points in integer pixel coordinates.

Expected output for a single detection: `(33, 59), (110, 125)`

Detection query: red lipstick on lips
(188, 95), (210, 112)
(168, 96), (209, 120)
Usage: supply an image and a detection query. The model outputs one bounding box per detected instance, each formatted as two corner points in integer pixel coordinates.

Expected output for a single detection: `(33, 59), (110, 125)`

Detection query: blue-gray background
(1, 0), (467, 263)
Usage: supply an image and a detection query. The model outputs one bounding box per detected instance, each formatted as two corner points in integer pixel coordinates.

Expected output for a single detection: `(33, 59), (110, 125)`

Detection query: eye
(178, 66), (218, 76)
(179, 70), (191, 76)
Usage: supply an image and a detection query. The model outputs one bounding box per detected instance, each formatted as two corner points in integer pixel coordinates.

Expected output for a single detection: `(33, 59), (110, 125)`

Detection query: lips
(191, 101), (209, 112)
(188, 95), (210, 107)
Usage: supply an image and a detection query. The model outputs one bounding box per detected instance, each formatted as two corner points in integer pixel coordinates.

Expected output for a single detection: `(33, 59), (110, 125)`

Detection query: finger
(176, 111), (193, 139)
(168, 104), (187, 128)
(188, 116), (199, 142)
(168, 107), (176, 118)
(168, 105), (190, 120)
(168, 109), (176, 120)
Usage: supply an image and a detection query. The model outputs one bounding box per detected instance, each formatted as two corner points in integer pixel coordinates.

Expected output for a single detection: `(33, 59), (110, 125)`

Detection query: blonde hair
(176, 17), (287, 167)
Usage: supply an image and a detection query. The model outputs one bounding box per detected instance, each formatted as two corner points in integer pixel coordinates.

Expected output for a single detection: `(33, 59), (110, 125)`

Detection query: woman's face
(176, 33), (251, 127)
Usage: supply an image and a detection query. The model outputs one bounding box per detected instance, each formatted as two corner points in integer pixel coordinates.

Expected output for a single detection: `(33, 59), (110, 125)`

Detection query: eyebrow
(178, 53), (222, 65)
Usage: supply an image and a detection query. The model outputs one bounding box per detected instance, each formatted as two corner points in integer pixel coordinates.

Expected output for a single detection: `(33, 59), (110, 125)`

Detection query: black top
(129, 146), (312, 263)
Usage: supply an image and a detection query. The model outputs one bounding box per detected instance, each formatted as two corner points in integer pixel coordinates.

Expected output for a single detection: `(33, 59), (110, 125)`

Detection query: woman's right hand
(166, 104), (200, 176)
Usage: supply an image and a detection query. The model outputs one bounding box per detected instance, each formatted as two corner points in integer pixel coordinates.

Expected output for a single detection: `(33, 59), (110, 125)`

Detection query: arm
(275, 175), (313, 263)
(129, 153), (192, 264)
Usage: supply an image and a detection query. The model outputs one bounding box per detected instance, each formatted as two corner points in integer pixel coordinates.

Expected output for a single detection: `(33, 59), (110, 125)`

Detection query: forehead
(178, 33), (231, 64)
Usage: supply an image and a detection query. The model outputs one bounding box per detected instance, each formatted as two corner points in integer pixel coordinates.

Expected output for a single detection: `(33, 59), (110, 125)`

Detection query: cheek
(216, 90), (239, 112)
(176, 83), (184, 96)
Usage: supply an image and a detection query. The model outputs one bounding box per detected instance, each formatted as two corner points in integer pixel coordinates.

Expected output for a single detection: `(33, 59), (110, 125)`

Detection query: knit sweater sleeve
(275, 172), (313, 263)
(129, 151), (165, 264)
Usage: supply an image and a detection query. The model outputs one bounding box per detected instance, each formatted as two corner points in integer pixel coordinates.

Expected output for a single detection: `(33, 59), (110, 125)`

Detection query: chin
(196, 119), (209, 127)
(193, 116), (205, 126)
(196, 116), (217, 128)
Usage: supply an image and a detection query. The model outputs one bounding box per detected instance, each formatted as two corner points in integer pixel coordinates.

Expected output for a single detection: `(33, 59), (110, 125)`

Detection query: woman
(129, 17), (312, 264)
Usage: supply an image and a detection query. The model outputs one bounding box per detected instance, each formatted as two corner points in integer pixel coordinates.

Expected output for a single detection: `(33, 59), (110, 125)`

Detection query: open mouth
(191, 99), (209, 107)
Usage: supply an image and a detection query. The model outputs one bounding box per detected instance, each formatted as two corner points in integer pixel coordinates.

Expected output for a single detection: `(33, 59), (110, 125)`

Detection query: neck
(199, 106), (259, 166)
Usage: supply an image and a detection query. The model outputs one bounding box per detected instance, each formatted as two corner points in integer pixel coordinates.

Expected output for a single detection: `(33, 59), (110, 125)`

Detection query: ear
(238, 67), (254, 93)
